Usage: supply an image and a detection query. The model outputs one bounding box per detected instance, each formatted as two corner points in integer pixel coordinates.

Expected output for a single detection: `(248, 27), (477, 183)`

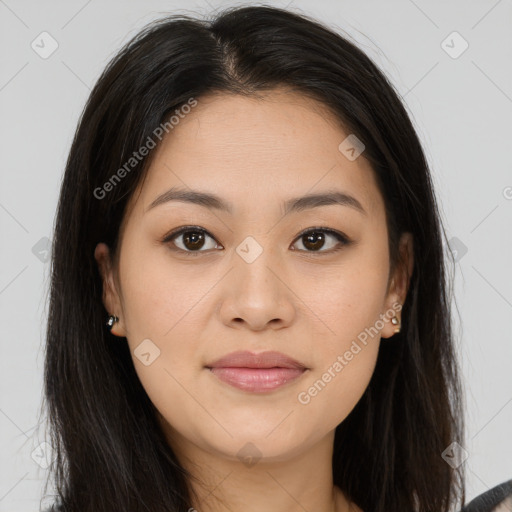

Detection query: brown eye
(180, 230), (207, 250)
(163, 226), (349, 257)
(164, 227), (221, 254)
(291, 228), (349, 253)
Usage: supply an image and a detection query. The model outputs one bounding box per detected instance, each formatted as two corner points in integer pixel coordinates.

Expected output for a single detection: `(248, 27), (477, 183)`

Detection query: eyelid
(294, 226), (349, 244)
(162, 225), (215, 243)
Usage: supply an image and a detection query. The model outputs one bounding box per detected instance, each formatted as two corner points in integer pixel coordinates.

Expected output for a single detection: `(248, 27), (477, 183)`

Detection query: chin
(201, 426), (318, 464)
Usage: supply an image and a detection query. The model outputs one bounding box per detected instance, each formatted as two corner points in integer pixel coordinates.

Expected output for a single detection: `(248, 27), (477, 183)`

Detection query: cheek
(293, 240), (388, 428)
(117, 242), (212, 401)
(303, 240), (390, 351)
(119, 243), (208, 342)
(294, 343), (378, 439)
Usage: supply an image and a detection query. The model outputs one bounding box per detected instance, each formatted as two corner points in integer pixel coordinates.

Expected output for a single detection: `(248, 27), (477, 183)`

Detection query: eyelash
(161, 225), (351, 257)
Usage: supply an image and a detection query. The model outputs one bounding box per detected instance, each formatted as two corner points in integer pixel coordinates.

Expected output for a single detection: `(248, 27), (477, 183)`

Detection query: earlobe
(94, 243), (126, 337)
(390, 314), (401, 333)
(381, 233), (414, 340)
(380, 299), (402, 340)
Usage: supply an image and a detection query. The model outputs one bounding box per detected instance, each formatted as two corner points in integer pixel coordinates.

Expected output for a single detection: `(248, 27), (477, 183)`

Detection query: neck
(164, 427), (356, 512)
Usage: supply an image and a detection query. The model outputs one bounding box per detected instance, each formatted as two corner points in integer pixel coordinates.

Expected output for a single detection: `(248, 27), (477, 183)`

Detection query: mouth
(205, 350), (308, 393)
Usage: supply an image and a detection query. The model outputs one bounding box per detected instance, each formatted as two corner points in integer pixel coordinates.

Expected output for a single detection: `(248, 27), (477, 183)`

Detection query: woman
(41, 5), (509, 512)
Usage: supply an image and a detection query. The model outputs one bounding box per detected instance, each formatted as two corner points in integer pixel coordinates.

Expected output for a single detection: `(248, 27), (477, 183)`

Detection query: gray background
(1, 0), (511, 510)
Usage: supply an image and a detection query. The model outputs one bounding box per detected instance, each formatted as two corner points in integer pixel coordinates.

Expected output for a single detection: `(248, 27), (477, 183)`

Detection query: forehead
(128, 89), (383, 220)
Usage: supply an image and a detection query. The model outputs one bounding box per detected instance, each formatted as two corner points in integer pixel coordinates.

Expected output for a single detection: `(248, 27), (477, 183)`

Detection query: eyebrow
(146, 186), (367, 216)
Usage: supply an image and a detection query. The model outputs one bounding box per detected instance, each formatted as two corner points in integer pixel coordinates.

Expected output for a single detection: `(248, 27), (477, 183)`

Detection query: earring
(391, 315), (401, 333)
(106, 314), (119, 330)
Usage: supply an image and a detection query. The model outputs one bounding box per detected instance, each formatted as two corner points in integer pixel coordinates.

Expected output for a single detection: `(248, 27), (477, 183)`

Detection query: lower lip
(208, 367), (306, 392)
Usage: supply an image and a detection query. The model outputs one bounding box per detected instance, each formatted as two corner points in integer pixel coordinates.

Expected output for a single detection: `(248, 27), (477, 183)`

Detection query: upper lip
(206, 350), (307, 369)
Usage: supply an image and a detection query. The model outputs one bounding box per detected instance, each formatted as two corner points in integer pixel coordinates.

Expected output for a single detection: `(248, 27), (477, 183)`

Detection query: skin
(495, 497), (512, 512)
(95, 89), (414, 512)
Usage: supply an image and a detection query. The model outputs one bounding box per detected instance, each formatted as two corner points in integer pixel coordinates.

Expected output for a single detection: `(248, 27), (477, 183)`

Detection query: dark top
(42, 478), (512, 511)
(460, 479), (512, 512)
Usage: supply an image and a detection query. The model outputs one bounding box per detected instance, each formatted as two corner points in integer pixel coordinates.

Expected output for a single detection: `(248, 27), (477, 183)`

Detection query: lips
(205, 350), (308, 393)
(207, 350), (306, 370)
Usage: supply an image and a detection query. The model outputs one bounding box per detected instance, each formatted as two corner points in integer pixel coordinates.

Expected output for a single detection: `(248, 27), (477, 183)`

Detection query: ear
(380, 232), (414, 339)
(94, 242), (126, 337)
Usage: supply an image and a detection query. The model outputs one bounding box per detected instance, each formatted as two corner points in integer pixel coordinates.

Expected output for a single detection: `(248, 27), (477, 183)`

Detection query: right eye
(163, 226), (224, 255)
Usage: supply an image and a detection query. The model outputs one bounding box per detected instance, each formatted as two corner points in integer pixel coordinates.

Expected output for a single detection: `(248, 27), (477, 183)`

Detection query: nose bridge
(233, 234), (281, 297)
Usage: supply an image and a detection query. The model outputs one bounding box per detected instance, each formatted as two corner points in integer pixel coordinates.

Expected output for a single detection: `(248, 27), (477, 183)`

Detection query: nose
(218, 247), (296, 331)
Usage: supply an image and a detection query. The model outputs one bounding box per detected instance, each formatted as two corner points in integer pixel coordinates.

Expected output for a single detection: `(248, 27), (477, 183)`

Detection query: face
(95, 89), (413, 466)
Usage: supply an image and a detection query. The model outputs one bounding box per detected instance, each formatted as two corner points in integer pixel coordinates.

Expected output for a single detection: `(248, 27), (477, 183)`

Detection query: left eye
(291, 228), (349, 253)
(163, 226), (349, 255)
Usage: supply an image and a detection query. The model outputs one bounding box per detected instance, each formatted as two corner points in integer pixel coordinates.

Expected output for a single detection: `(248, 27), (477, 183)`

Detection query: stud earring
(106, 314), (119, 330)
(391, 315), (401, 333)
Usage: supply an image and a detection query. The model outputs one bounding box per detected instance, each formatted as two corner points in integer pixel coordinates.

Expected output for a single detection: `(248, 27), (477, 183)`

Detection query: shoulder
(460, 479), (512, 512)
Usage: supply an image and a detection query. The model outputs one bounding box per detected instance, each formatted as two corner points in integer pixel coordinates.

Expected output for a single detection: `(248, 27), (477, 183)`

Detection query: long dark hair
(41, 5), (466, 511)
